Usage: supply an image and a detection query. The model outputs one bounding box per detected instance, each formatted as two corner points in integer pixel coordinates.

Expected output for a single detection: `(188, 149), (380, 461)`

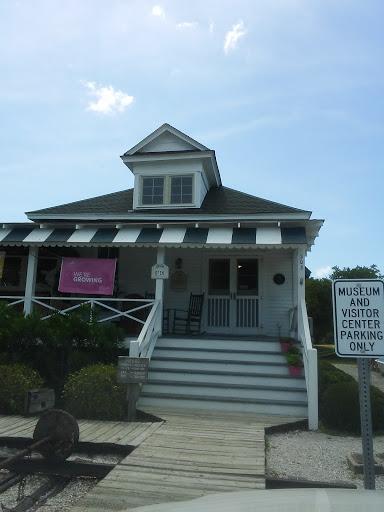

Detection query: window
(140, 175), (194, 207)
(0, 256), (27, 289)
(142, 177), (164, 205)
(170, 176), (193, 204)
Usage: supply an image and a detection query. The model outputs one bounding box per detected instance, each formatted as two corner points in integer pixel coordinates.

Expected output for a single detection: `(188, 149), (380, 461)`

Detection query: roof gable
(124, 123), (209, 156)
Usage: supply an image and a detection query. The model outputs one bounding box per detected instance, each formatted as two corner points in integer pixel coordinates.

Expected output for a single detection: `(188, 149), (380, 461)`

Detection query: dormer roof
(120, 123), (221, 188)
(123, 123), (209, 154)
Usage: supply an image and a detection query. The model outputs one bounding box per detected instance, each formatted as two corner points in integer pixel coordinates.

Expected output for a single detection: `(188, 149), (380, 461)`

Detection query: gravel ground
(267, 364), (384, 490)
(0, 450), (122, 511)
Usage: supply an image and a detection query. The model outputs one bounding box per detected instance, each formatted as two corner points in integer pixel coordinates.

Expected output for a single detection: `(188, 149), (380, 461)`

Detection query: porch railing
(1, 295), (155, 324)
(1, 294), (162, 361)
(297, 298), (318, 430)
(129, 299), (162, 360)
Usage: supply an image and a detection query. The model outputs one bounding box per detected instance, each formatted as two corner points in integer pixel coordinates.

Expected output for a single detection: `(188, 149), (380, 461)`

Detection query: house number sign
(151, 263), (169, 279)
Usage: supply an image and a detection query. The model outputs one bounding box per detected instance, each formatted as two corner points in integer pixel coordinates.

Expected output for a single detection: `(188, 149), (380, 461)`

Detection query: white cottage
(0, 124), (323, 428)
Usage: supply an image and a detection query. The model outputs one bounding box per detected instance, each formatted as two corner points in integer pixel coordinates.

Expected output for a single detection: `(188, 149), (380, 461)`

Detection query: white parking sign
(332, 279), (384, 357)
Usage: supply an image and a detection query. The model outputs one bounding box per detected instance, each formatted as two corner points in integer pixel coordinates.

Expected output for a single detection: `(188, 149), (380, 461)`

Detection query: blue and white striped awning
(0, 226), (307, 248)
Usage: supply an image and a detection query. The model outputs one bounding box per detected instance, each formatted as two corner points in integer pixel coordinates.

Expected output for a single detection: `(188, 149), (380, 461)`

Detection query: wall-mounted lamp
(175, 258), (183, 269)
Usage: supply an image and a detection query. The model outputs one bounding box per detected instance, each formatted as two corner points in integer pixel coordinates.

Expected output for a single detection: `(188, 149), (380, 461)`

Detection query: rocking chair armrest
(173, 309), (188, 316)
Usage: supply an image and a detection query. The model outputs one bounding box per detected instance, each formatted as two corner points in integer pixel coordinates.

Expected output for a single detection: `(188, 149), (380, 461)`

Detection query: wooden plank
(0, 416), (35, 432)
(132, 447), (263, 466)
(106, 465), (262, 484)
(120, 458), (263, 476)
(122, 421), (163, 446)
(87, 422), (131, 443)
(110, 423), (148, 445)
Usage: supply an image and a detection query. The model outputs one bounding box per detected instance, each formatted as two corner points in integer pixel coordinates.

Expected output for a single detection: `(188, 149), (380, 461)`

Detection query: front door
(206, 257), (259, 334)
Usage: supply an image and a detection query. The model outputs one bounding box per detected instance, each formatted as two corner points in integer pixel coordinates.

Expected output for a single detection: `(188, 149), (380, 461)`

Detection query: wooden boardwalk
(0, 414), (163, 447)
(0, 410), (304, 510)
(72, 408), (304, 511)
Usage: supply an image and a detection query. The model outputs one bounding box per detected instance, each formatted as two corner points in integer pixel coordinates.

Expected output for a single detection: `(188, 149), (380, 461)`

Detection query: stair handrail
(130, 299), (161, 360)
(298, 297), (318, 430)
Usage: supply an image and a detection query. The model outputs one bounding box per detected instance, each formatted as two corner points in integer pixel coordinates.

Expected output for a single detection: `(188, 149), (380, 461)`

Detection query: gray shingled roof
(26, 186), (309, 219)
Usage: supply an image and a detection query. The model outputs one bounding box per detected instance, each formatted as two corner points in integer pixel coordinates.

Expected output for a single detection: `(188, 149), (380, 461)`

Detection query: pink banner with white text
(58, 257), (116, 295)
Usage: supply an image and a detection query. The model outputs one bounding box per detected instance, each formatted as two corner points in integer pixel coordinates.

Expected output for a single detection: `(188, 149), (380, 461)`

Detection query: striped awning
(0, 226), (307, 248)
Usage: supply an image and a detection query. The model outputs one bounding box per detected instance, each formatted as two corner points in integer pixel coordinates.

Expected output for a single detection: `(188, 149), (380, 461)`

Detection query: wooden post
(117, 357), (149, 422)
(24, 246), (38, 315)
(126, 384), (139, 422)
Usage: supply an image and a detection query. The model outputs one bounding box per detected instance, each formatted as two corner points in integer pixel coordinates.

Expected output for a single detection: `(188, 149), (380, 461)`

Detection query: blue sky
(1, 0), (383, 278)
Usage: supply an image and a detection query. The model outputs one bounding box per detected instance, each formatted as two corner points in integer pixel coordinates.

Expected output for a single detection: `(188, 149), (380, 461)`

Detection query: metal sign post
(332, 279), (384, 490)
(357, 358), (375, 489)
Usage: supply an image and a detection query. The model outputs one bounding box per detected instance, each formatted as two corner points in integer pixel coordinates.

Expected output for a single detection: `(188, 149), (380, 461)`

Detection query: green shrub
(318, 360), (355, 419)
(318, 360), (354, 396)
(62, 364), (126, 420)
(0, 303), (126, 393)
(0, 303), (44, 363)
(322, 381), (384, 433)
(0, 364), (44, 414)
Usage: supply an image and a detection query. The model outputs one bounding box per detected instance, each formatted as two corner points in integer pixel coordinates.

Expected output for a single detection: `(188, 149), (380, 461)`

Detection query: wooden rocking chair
(172, 293), (204, 335)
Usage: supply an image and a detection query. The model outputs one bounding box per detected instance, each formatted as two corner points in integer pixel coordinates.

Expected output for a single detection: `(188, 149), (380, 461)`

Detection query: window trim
(139, 174), (195, 207)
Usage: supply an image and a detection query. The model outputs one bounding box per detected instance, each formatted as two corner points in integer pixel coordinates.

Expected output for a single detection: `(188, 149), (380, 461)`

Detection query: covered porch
(0, 223), (318, 428)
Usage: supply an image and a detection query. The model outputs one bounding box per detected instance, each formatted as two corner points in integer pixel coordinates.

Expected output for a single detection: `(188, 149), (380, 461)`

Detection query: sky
(1, 0), (383, 279)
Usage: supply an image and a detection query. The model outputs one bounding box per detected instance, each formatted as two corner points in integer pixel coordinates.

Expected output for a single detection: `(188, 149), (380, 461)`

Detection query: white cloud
(209, 22), (214, 34)
(177, 22), (198, 30)
(83, 82), (134, 115)
(151, 6), (165, 18)
(224, 20), (247, 54)
(314, 266), (332, 278)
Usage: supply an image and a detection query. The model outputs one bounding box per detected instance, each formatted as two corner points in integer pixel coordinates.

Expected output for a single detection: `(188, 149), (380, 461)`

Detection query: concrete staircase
(138, 337), (308, 416)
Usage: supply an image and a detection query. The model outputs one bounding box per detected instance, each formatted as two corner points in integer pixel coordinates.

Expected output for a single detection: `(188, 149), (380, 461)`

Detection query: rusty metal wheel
(33, 409), (79, 461)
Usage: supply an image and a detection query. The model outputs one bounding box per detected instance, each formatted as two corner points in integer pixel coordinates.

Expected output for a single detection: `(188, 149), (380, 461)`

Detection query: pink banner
(58, 257), (116, 295)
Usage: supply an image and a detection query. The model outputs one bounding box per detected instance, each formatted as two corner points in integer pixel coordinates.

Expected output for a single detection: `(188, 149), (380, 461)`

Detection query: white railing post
(307, 348), (318, 430)
(299, 298), (318, 430)
(130, 339), (140, 357)
(24, 246), (38, 315)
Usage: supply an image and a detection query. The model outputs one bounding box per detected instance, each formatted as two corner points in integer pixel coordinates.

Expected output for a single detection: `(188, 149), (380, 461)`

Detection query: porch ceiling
(0, 225), (309, 249)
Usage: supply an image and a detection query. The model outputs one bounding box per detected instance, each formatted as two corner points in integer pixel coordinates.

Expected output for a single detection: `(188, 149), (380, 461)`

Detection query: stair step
(157, 337), (281, 352)
(147, 368), (305, 387)
(143, 381), (307, 401)
(138, 394), (308, 416)
(150, 357), (290, 374)
(152, 349), (287, 363)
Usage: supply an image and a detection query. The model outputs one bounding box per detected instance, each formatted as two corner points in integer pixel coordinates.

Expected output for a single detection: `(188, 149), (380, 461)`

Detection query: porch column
(24, 246), (38, 315)
(155, 247), (165, 334)
(293, 248), (306, 306)
(291, 249), (305, 335)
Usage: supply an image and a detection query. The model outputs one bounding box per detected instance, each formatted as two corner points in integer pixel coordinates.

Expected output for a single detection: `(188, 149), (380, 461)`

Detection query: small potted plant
(287, 356), (304, 377)
(279, 337), (295, 353)
(285, 346), (303, 376)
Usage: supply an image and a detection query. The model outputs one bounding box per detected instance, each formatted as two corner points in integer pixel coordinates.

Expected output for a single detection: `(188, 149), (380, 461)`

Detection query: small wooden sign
(117, 356), (149, 383)
(24, 388), (55, 415)
(170, 270), (188, 292)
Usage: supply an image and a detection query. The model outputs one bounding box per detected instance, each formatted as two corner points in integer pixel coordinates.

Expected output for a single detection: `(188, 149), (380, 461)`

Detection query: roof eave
(26, 212), (314, 222)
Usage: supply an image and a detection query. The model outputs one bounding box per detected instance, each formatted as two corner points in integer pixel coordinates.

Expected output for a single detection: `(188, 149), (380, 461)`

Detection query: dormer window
(170, 176), (193, 204)
(142, 177), (164, 205)
(140, 175), (194, 207)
